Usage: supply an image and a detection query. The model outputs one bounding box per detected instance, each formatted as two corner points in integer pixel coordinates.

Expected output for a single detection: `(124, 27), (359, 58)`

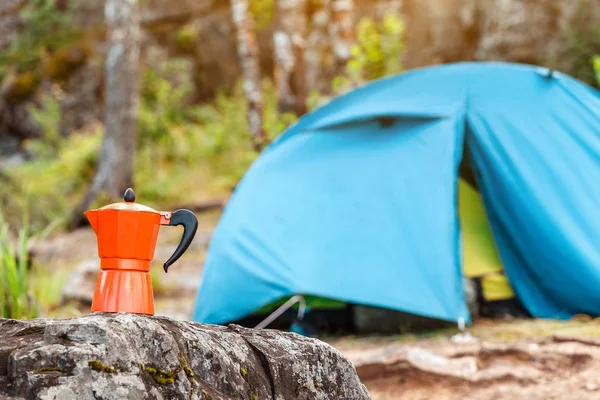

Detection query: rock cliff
(0, 313), (371, 399)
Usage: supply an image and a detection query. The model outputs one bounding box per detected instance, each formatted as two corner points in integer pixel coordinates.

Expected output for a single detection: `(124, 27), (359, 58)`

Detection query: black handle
(163, 209), (198, 273)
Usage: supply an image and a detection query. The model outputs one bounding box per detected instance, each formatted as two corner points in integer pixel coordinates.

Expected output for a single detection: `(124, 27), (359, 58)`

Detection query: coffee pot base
(91, 270), (155, 315)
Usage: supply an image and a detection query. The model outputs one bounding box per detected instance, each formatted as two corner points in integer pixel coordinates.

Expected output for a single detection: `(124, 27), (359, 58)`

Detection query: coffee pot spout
(84, 210), (99, 234)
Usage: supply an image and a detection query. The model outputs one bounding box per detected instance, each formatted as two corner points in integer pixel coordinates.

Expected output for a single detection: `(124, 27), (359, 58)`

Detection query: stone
(585, 382), (598, 392)
(60, 259), (99, 306)
(0, 313), (371, 399)
(0, 148), (26, 170)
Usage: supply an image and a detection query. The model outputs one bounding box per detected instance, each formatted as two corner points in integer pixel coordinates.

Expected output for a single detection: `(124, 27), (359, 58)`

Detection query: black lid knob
(124, 188), (136, 203)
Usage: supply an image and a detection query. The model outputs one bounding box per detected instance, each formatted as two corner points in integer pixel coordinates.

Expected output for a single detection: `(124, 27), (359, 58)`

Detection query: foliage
(248, 0), (328, 31)
(558, 0), (600, 87)
(173, 24), (198, 55)
(348, 14), (405, 85)
(138, 60), (195, 160)
(331, 14), (406, 95)
(137, 60), (253, 199)
(249, 0), (275, 31)
(593, 55), (600, 86)
(27, 92), (63, 155)
(0, 0), (80, 80)
(351, 14), (406, 81)
(137, 57), (297, 195)
(181, 78), (297, 191)
(0, 59), (297, 230)
(0, 10), (408, 235)
(0, 204), (65, 320)
(0, 95), (102, 232)
(0, 210), (37, 319)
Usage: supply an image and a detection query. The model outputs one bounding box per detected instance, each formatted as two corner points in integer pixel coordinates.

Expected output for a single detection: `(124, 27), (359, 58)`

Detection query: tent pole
(451, 316), (480, 344)
(255, 295), (306, 330)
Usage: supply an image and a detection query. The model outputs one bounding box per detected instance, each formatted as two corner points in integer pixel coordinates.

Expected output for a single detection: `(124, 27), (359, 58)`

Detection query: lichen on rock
(0, 313), (371, 399)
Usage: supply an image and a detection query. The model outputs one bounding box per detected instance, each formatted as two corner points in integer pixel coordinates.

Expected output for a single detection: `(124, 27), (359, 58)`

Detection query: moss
(144, 366), (176, 385)
(179, 355), (194, 378)
(251, 393), (258, 400)
(43, 40), (92, 81)
(184, 366), (194, 378)
(240, 367), (247, 378)
(88, 360), (117, 374)
(4, 71), (41, 102)
(34, 365), (66, 373)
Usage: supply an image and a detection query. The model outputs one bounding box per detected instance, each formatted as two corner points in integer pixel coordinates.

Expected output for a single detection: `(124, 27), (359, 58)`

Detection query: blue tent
(192, 62), (600, 326)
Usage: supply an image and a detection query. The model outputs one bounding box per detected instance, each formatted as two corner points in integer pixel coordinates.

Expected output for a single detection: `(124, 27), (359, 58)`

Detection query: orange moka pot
(84, 188), (198, 315)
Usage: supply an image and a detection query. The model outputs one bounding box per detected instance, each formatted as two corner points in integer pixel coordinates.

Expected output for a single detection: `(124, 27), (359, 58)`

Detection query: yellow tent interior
(458, 178), (515, 302)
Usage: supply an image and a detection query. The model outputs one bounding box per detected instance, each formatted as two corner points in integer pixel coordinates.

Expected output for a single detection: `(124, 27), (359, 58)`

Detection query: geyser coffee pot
(85, 188), (198, 315)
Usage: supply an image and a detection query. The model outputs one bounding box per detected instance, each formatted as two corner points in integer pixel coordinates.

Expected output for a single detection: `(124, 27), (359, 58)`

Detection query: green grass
(0, 211), (38, 320)
(593, 55), (600, 86)
(0, 208), (66, 320)
(253, 295), (347, 315)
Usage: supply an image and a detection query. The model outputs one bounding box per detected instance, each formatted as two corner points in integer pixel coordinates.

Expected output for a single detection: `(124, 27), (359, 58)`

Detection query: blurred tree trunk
(92, 0), (140, 196)
(230, 0), (267, 151)
(274, 0), (308, 116)
(71, 0), (140, 228)
(329, 0), (354, 75)
(305, 0), (330, 95)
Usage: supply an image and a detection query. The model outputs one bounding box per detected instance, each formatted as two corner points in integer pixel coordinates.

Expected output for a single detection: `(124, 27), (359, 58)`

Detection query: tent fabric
(195, 115), (470, 325)
(193, 62), (600, 325)
(465, 67), (600, 318)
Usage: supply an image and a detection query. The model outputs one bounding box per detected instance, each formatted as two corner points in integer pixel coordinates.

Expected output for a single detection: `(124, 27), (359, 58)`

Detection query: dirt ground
(328, 317), (600, 400)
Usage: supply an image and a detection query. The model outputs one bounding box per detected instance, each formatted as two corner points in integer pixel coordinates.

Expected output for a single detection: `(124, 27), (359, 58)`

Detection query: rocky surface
(0, 313), (371, 399)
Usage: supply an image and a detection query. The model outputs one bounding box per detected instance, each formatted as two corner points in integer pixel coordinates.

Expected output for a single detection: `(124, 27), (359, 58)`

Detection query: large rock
(0, 313), (371, 399)
(401, 0), (600, 78)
